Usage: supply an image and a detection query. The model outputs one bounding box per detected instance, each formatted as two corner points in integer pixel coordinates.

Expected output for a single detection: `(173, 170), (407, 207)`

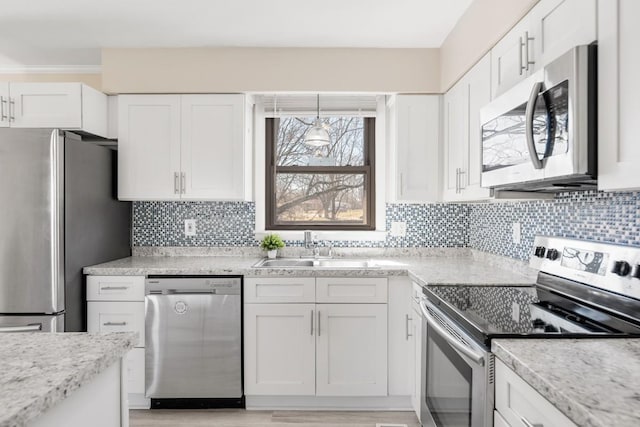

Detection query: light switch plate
(184, 219), (196, 237)
(390, 221), (407, 237)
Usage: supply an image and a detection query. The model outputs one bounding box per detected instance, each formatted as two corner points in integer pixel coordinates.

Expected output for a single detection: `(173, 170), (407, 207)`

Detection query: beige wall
(440, 0), (539, 92)
(101, 47), (440, 94)
(0, 73), (102, 90)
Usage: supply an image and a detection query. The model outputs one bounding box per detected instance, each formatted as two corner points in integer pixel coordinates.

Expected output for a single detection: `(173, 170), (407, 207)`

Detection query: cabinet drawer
(87, 276), (145, 301)
(245, 278), (315, 303)
(495, 359), (577, 427)
(87, 302), (145, 347)
(126, 348), (145, 394)
(316, 278), (388, 303)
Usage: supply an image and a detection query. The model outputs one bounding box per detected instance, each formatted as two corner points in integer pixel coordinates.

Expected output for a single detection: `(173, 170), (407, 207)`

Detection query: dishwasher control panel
(145, 276), (242, 295)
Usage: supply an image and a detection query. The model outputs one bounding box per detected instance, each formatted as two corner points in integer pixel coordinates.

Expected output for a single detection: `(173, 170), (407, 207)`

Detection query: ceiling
(0, 0), (472, 68)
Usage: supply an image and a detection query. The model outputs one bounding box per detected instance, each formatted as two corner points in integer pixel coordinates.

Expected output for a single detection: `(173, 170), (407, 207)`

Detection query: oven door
(419, 298), (493, 427)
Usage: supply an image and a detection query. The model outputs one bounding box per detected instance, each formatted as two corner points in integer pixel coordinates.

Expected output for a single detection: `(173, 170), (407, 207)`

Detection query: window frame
(265, 116), (376, 231)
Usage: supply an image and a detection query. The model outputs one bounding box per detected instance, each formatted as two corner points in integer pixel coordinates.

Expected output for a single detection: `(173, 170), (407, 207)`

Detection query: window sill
(255, 230), (387, 242)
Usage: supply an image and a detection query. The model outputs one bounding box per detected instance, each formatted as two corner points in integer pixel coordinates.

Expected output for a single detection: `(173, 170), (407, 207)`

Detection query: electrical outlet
(512, 222), (521, 244)
(390, 221), (407, 237)
(512, 302), (520, 322)
(184, 219), (196, 237)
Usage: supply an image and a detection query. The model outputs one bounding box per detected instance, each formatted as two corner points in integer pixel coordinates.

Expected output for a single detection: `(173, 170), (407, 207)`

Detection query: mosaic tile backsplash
(132, 202), (469, 248)
(468, 190), (640, 260)
(132, 190), (640, 259)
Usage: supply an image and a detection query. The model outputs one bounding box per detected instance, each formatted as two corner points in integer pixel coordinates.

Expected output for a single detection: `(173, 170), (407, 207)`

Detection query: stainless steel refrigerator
(0, 129), (131, 332)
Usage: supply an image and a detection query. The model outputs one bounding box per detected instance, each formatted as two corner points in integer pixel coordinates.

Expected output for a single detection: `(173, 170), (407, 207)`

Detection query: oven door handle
(525, 81), (545, 170)
(419, 299), (485, 366)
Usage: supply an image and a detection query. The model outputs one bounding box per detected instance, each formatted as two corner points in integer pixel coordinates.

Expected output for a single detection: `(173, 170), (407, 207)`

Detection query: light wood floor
(130, 409), (420, 427)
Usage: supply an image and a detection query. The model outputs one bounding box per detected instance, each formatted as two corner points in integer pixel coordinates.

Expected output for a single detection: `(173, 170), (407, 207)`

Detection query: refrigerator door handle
(0, 324), (42, 333)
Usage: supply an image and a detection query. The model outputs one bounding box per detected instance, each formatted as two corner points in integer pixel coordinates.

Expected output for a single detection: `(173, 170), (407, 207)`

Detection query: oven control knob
(633, 265), (640, 280)
(613, 261), (632, 276)
(546, 248), (559, 261)
(534, 246), (547, 258)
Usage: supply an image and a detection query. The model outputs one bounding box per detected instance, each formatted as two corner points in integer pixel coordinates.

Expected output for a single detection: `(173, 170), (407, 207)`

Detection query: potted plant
(260, 234), (285, 259)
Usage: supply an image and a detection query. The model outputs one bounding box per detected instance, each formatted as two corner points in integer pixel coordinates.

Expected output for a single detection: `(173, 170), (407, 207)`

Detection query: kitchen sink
(252, 258), (380, 269)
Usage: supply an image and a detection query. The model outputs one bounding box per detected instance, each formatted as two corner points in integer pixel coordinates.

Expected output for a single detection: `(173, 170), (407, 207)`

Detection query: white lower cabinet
(316, 304), (387, 396)
(244, 303), (316, 395)
(244, 277), (389, 399)
(87, 275), (148, 409)
(494, 359), (577, 427)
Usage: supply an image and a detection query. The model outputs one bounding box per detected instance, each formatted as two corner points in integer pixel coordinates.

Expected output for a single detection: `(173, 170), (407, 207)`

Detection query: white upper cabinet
(0, 82), (107, 136)
(491, 18), (532, 99)
(180, 95), (245, 200)
(491, 0), (597, 98)
(598, 0), (640, 191)
(443, 54), (492, 202)
(388, 95), (441, 203)
(117, 94), (248, 201)
(118, 95), (182, 201)
(530, 0), (597, 67)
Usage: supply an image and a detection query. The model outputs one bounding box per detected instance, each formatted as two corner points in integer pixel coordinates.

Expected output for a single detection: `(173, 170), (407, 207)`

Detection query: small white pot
(267, 249), (278, 259)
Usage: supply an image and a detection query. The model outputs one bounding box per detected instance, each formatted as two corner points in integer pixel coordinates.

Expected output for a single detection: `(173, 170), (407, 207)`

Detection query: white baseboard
(128, 393), (150, 410)
(246, 395), (412, 411)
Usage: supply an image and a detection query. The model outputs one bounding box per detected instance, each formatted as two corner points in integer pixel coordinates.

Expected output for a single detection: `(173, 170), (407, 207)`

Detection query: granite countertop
(492, 339), (640, 427)
(0, 332), (137, 427)
(83, 249), (537, 286)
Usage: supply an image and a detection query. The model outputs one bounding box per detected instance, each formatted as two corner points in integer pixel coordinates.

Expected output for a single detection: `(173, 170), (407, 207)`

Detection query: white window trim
(253, 95), (387, 242)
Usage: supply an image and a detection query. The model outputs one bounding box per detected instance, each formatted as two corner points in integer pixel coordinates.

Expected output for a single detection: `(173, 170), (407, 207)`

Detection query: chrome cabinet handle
(519, 36), (525, 75)
(405, 314), (413, 340)
(419, 298), (485, 366)
(525, 81), (545, 170)
(399, 172), (404, 197)
(0, 96), (6, 121)
(100, 286), (128, 290)
(310, 310), (314, 335)
(0, 324), (42, 332)
(103, 321), (127, 326)
(174, 172), (179, 194)
(317, 311), (321, 336)
(9, 98), (15, 122)
(524, 31), (535, 71)
(181, 172), (186, 194)
(520, 417), (543, 427)
(455, 168), (460, 193)
(459, 169), (466, 190)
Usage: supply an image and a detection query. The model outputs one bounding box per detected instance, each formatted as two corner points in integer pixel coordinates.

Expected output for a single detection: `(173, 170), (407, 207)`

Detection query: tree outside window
(266, 116), (375, 230)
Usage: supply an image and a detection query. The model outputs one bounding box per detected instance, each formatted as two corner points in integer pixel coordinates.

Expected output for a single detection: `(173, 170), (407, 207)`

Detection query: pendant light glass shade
(304, 94), (331, 147)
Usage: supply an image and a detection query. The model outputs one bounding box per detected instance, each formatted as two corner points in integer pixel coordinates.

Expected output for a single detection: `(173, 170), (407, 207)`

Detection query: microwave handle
(525, 81), (545, 170)
(419, 298), (485, 366)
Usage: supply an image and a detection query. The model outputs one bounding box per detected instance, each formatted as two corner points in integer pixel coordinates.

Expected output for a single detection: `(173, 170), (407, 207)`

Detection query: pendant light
(304, 94), (331, 147)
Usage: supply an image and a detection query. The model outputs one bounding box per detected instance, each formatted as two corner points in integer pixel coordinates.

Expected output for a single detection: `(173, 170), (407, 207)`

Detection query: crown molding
(0, 65), (102, 74)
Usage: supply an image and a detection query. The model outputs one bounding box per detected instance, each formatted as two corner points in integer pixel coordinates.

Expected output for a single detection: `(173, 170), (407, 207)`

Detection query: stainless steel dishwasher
(145, 276), (243, 408)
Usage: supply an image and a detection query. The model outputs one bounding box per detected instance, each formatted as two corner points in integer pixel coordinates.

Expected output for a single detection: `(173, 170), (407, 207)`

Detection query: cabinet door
(442, 82), (467, 201)
(180, 94), (245, 200)
(316, 304), (387, 396)
(0, 82), (9, 128)
(117, 95), (181, 200)
(530, 0), (596, 68)
(598, 0), (640, 191)
(244, 304), (316, 395)
(411, 305), (423, 420)
(463, 54), (492, 200)
(387, 277), (411, 396)
(491, 19), (530, 99)
(395, 95), (440, 202)
(9, 83), (82, 128)
(495, 359), (577, 427)
(126, 348), (145, 395)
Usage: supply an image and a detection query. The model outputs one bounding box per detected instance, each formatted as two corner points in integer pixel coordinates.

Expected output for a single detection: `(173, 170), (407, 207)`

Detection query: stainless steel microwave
(480, 45), (597, 192)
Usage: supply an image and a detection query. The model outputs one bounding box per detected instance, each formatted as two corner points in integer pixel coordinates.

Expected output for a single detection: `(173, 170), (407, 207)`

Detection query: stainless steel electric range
(416, 236), (640, 427)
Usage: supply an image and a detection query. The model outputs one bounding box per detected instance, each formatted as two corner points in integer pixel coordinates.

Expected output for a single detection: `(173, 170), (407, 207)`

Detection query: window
(266, 116), (375, 230)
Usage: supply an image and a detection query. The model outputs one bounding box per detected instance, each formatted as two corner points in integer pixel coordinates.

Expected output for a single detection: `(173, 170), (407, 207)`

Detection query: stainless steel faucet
(303, 231), (332, 259)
